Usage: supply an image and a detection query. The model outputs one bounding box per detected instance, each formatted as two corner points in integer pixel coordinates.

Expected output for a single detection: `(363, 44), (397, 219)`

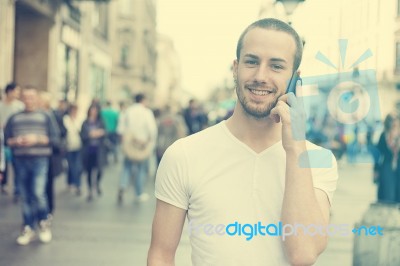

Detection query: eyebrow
(270, 58), (287, 64)
(243, 54), (287, 64)
(243, 54), (259, 59)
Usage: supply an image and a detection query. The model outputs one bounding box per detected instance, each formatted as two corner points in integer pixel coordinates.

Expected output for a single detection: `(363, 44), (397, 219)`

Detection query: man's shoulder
(7, 110), (25, 119)
(5, 100), (24, 111)
(174, 123), (224, 149)
(126, 104), (152, 114)
(161, 125), (221, 165)
(305, 140), (333, 153)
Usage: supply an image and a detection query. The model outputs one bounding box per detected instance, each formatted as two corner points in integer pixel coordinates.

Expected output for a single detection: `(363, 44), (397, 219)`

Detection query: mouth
(247, 87), (275, 96)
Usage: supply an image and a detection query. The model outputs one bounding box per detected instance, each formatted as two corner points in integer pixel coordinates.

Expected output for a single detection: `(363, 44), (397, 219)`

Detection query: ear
(233, 59), (238, 81)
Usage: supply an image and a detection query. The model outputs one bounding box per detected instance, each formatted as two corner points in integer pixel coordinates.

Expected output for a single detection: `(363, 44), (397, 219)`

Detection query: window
(93, 3), (109, 39)
(120, 45), (130, 67)
(396, 42), (400, 73)
(398, 0), (400, 17)
(57, 43), (79, 101)
(90, 64), (107, 101)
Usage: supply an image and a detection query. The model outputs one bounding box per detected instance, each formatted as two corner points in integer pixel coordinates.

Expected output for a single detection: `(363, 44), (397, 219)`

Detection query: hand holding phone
(286, 71), (301, 95)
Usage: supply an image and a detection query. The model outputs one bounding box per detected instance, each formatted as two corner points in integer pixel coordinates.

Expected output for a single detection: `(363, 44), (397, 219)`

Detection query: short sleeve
(155, 139), (190, 210)
(310, 150), (339, 205)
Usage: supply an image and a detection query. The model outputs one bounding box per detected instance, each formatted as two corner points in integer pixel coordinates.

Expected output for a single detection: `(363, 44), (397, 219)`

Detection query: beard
(235, 81), (282, 120)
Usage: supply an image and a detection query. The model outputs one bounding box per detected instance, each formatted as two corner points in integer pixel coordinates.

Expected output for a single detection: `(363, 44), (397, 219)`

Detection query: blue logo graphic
(339, 91), (359, 114)
(187, 220), (384, 241)
(294, 40), (381, 167)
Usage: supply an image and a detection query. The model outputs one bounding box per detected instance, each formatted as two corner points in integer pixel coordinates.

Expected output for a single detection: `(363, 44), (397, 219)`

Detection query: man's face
(233, 28), (297, 119)
(7, 87), (20, 100)
(21, 89), (38, 112)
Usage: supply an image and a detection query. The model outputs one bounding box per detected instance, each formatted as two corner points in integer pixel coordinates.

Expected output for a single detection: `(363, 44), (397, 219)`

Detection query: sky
(156, 0), (391, 101)
(157, 0), (264, 99)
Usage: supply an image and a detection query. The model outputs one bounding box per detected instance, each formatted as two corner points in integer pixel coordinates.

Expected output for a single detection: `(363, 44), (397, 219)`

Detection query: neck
(225, 105), (282, 153)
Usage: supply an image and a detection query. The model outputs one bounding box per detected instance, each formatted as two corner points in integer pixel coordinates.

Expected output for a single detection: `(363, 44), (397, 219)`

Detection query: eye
(244, 60), (258, 66)
(271, 64), (284, 71)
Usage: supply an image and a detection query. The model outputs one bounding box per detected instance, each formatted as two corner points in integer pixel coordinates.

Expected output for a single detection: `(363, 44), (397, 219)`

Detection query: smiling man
(148, 18), (338, 266)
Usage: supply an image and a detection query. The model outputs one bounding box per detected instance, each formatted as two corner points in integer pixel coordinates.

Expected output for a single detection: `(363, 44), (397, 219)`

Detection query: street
(0, 157), (376, 266)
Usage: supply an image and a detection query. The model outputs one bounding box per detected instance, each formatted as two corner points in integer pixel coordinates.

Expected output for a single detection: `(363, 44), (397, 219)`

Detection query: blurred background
(1, 0), (400, 265)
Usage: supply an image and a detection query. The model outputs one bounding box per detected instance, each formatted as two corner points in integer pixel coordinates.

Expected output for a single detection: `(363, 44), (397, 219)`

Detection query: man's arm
(148, 200), (187, 266)
(281, 149), (331, 266)
(271, 92), (336, 266)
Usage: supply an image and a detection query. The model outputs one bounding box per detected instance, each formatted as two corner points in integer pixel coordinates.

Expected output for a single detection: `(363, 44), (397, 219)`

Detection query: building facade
(155, 34), (182, 109)
(0, 0), (114, 114)
(337, 0), (400, 117)
(110, 0), (157, 105)
(0, 0), (62, 92)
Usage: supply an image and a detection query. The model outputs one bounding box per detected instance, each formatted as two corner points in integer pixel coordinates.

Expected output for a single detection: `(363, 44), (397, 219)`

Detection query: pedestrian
(63, 104), (83, 195)
(156, 105), (187, 164)
(183, 99), (199, 135)
(0, 82), (24, 200)
(374, 114), (400, 202)
(80, 104), (107, 201)
(0, 130), (5, 184)
(101, 101), (119, 164)
(148, 18), (339, 265)
(117, 93), (157, 204)
(38, 91), (64, 217)
(4, 86), (60, 245)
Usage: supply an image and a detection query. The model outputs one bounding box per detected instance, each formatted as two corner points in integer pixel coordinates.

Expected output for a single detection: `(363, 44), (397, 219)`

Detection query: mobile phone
(286, 71), (301, 95)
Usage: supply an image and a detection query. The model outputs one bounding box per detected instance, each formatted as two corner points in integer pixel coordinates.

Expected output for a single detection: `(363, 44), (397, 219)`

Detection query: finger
(278, 93), (298, 108)
(271, 104), (290, 123)
(270, 107), (280, 123)
(294, 79), (303, 98)
(287, 92), (297, 108)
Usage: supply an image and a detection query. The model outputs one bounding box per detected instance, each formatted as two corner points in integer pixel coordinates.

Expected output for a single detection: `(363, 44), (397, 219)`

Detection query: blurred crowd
(0, 82), (211, 245)
(306, 108), (400, 203)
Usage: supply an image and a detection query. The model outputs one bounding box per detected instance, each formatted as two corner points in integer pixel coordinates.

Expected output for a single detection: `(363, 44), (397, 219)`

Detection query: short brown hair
(236, 18), (303, 72)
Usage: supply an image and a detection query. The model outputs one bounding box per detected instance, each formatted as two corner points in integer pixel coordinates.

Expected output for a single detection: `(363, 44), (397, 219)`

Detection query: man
(183, 99), (199, 135)
(38, 91), (63, 216)
(0, 83), (24, 127)
(0, 130), (5, 182)
(4, 86), (60, 245)
(117, 93), (157, 203)
(156, 105), (187, 165)
(0, 83), (24, 197)
(101, 101), (119, 163)
(148, 18), (338, 265)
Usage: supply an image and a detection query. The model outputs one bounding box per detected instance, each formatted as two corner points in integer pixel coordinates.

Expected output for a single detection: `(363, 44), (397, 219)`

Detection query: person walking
(0, 83), (24, 199)
(4, 86), (60, 245)
(63, 104), (83, 195)
(80, 104), (107, 201)
(101, 101), (119, 164)
(374, 114), (400, 202)
(117, 93), (157, 203)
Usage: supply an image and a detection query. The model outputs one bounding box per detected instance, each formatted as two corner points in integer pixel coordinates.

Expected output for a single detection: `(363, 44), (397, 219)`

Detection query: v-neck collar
(220, 120), (282, 156)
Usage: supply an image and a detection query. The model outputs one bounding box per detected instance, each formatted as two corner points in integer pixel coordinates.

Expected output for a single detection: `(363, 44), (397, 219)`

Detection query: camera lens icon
(327, 81), (371, 125)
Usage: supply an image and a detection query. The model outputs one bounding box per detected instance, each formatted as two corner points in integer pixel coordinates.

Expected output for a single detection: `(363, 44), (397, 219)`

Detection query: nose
(253, 63), (269, 84)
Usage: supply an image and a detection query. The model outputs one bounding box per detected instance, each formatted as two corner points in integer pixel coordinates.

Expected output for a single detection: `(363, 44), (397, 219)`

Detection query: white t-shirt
(155, 121), (338, 266)
(117, 103), (157, 148)
(0, 100), (24, 128)
(63, 115), (82, 151)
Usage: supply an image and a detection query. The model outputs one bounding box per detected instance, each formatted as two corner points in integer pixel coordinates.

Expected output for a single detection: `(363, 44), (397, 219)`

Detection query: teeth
(250, 89), (270, 96)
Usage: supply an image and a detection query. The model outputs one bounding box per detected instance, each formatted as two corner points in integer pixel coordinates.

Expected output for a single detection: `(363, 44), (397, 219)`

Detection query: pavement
(0, 155), (377, 266)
